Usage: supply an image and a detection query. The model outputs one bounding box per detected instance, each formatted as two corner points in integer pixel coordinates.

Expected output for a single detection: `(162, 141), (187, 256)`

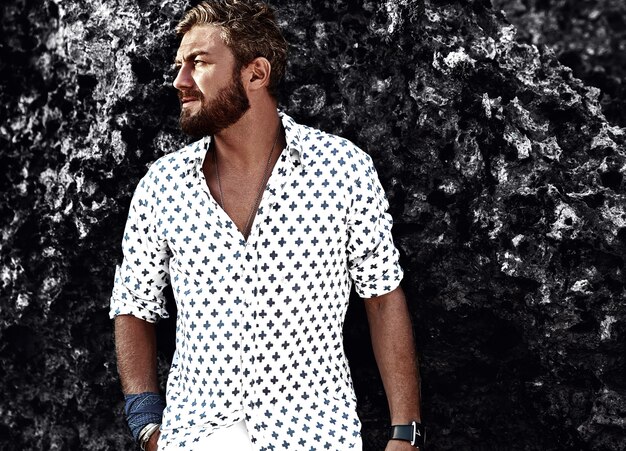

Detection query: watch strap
(390, 421), (425, 448)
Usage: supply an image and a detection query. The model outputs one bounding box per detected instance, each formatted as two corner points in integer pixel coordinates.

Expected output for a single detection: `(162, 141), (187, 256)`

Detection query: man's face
(173, 25), (250, 137)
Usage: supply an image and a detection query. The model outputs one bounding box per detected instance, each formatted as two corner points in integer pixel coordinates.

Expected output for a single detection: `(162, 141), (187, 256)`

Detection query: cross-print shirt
(110, 112), (404, 450)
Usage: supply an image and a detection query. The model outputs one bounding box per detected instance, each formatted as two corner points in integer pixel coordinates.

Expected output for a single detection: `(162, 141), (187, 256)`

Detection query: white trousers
(190, 420), (253, 451)
(160, 419), (363, 450)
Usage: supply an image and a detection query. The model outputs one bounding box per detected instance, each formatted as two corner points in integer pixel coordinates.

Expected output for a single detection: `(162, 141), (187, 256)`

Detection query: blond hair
(176, 0), (288, 97)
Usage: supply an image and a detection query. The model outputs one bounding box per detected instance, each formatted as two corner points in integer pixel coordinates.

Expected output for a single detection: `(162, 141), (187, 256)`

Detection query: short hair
(176, 1), (288, 97)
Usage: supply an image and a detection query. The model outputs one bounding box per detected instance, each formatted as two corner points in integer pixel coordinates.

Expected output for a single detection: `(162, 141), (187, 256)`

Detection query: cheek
(194, 74), (215, 94)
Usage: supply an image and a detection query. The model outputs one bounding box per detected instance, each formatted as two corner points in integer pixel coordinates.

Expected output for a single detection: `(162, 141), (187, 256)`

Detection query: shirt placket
(238, 147), (297, 429)
(192, 145), (251, 419)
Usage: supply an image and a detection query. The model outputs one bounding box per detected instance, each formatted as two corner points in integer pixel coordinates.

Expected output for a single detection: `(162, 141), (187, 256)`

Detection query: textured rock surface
(492, 0), (626, 127)
(1, 0), (625, 450)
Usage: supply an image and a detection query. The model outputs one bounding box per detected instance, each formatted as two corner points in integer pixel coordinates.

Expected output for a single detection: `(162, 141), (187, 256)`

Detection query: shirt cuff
(109, 265), (169, 323)
(353, 263), (404, 299)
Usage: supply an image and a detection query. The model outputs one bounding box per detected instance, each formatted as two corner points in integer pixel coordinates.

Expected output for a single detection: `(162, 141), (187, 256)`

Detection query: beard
(178, 72), (250, 138)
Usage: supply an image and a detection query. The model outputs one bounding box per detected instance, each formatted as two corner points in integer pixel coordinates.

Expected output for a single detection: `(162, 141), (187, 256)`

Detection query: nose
(173, 64), (193, 91)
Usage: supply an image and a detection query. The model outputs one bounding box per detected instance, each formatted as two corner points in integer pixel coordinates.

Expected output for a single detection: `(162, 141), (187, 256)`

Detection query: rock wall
(493, 0), (626, 128)
(1, 0), (625, 450)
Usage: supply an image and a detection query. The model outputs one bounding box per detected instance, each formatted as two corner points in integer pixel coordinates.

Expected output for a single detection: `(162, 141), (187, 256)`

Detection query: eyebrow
(174, 50), (212, 65)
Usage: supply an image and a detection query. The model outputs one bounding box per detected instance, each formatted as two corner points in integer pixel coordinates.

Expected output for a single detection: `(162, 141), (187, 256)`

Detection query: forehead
(175, 24), (232, 60)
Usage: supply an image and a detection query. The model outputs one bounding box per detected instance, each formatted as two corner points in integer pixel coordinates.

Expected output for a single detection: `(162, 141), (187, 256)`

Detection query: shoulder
(149, 139), (205, 175)
(292, 121), (376, 176)
(141, 139), (206, 185)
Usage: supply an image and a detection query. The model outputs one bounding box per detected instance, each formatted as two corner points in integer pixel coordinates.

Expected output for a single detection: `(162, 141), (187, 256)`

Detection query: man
(111, 1), (423, 450)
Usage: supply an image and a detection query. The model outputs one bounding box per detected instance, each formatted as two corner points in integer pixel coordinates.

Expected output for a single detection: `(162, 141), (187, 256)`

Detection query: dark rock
(1, 0), (625, 450)
(492, 0), (626, 127)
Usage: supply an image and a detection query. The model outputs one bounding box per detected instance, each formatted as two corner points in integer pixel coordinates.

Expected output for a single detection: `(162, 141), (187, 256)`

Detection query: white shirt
(110, 112), (403, 450)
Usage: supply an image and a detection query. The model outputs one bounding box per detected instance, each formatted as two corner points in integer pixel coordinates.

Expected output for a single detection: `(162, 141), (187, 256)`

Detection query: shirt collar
(186, 110), (308, 178)
(279, 111), (308, 168)
(184, 138), (210, 179)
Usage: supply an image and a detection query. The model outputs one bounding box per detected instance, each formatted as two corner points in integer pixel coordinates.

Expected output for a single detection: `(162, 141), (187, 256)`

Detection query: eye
(193, 59), (206, 66)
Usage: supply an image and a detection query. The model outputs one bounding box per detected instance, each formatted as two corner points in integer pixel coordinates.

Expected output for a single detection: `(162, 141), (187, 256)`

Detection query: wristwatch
(390, 421), (425, 449)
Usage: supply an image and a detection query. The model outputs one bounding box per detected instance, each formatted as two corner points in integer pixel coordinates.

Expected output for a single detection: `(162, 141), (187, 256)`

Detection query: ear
(242, 57), (272, 92)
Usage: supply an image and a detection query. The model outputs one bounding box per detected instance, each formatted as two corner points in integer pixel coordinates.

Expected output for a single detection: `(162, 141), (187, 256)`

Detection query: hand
(385, 440), (419, 451)
(145, 429), (160, 451)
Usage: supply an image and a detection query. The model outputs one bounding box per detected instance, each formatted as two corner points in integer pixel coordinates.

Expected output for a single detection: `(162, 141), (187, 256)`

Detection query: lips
(179, 92), (202, 105)
(180, 97), (199, 104)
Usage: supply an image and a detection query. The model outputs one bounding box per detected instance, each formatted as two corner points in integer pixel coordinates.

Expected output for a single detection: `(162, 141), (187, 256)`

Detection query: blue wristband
(124, 392), (166, 442)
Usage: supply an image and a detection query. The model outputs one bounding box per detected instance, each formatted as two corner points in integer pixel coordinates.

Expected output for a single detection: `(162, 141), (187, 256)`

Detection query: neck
(212, 104), (282, 170)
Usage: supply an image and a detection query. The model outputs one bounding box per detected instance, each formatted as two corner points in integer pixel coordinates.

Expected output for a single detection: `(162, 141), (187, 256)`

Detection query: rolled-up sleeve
(346, 153), (404, 298)
(110, 168), (170, 322)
